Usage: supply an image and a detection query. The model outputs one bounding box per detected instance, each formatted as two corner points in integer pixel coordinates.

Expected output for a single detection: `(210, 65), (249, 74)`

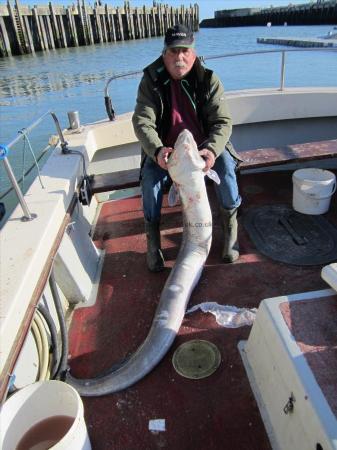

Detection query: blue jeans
(140, 150), (242, 222)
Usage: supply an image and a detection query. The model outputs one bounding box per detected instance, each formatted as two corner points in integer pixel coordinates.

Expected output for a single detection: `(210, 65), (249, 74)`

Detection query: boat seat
(90, 139), (337, 193)
(90, 168), (140, 193)
(238, 138), (337, 171)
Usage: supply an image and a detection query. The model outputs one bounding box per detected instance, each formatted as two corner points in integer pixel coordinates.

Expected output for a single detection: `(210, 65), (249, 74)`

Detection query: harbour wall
(0, 1), (199, 57)
(200, 0), (337, 27)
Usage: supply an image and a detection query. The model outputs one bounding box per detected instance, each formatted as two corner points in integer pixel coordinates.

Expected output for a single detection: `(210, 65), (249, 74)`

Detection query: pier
(0, 1), (199, 57)
(200, 0), (337, 28)
(257, 36), (337, 47)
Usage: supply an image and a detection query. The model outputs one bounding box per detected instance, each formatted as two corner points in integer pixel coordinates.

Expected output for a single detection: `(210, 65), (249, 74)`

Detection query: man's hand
(199, 149), (215, 172)
(156, 146), (173, 170)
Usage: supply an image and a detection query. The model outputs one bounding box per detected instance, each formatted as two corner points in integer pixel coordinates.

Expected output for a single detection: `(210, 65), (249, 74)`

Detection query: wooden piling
(38, 14), (50, 50)
(59, 11), (68, 47)
(83, 2), (94, 45)
(77, 1), (87, 45)
(108, 10), (116, 42)
(0, 15), (11, 56)
(181, 5), (185, 25)
(101, 9), (108, 42)
(134, 7), (140, 39)
(136, 8), (142, 39)
(143, 5), (149, 38)
(116, 7), (124, 41)
(32, 7), (45, 51)
(104, 4), (111, 40)
(175, 8), (179, 26)
(23, 14), (35, 53)
(158, 4), (164, 35)
(129, 7), (138, 39)
(94, 8), (103, 43)
(66, 7), (79, 47)
(125, 3), (133, 40)
(45, 15), (55, 49)
(142, 8), (146, 37)
(194, 4), (199, 30)
(49, 3), (62, 48)
(168, 6), (173, 28)
(151, 7), (157, 36)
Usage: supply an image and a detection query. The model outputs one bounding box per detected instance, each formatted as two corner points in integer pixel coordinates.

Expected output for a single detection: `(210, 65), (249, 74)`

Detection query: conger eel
(66, 129), (213, 396)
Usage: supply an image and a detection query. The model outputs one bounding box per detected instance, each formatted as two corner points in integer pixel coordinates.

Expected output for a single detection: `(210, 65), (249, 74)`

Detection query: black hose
(49, 270), (69, 380)
(37, 302), (60, 379)
(104, 96), (115, 121)
(0, 202), (5, 221)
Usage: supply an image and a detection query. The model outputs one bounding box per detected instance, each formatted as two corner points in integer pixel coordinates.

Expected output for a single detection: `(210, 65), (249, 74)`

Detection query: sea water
(0, 25), (336, 210)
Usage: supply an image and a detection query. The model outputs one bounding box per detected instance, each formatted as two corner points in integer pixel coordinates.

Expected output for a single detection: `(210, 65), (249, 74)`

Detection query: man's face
(163, 47), (196, 80)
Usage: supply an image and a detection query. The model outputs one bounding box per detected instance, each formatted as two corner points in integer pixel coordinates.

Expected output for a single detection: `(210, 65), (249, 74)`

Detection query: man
(132, 24), (242, 272)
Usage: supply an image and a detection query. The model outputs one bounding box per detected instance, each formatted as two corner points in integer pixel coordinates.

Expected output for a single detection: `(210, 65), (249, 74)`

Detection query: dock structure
(257, 36), (337, 47)
(200, 0), (337, 27)
(0, 1), (199, 57)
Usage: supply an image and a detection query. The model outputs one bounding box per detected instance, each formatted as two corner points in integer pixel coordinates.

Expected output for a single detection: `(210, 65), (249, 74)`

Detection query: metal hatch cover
(243, 204), (337, 266)
(172, 339), (221, 379)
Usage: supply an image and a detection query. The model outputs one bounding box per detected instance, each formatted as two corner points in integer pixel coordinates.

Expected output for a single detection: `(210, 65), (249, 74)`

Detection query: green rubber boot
(220, 207), (239, 263)
(144, 220), (165, 272)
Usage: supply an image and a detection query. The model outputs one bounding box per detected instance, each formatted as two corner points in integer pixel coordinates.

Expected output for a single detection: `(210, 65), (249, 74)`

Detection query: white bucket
(0, 380), (91, 450)
(292, 168), (336, 215)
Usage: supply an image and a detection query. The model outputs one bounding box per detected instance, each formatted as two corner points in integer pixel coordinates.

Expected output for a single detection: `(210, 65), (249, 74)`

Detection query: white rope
(18, 128), (45, 189)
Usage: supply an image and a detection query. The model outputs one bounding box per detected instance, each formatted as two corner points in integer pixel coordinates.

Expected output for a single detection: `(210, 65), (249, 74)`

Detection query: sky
(14, 0), (311, 20)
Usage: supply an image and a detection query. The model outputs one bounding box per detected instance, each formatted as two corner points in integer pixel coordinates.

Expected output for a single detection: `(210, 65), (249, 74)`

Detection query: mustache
(175, 61), (186, 68)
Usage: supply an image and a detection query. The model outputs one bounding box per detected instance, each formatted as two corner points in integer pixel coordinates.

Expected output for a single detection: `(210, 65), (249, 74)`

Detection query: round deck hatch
(172, 339), (221, 379)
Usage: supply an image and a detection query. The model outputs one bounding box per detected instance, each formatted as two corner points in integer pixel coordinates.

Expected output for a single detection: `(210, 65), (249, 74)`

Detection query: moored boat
(1, 47), (337, 449)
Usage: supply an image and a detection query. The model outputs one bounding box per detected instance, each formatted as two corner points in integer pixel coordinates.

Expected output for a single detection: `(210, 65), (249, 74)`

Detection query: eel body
(67, 129), (212, 396)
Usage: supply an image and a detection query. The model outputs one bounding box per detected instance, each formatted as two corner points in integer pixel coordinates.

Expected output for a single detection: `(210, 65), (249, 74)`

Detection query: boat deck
(68, 169), (337, 450)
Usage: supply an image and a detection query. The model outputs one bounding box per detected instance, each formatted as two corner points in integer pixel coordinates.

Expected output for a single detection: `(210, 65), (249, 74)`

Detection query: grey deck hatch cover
(243, 204), (337, 266)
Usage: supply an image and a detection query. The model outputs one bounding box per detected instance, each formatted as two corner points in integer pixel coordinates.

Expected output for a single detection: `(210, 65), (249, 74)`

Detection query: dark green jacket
(132, 55), (241, 165)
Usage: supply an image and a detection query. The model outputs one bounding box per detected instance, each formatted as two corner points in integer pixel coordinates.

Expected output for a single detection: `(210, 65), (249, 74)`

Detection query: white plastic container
(292, 168), (336, 215)
(0, 380), (91, 450)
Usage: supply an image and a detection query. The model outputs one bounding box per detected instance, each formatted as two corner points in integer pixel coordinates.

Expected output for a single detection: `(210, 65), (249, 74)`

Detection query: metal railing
(0, 111), (68, 221)
(104, 70), (142, 121)
(104, 47), (337, 120)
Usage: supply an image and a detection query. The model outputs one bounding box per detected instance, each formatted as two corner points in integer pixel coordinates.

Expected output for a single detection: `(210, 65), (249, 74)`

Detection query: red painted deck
(68, 170), (336, 450)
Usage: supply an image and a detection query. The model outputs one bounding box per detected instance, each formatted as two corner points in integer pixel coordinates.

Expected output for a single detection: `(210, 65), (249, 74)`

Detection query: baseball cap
(164, 24), (195, 49)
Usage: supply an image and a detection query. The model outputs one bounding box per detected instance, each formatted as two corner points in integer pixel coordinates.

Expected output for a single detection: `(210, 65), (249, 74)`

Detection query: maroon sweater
(164, 79), (205, 148)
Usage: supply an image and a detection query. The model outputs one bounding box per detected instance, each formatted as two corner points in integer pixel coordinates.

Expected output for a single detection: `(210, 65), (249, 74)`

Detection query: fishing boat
(1, 47), (337, 449)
